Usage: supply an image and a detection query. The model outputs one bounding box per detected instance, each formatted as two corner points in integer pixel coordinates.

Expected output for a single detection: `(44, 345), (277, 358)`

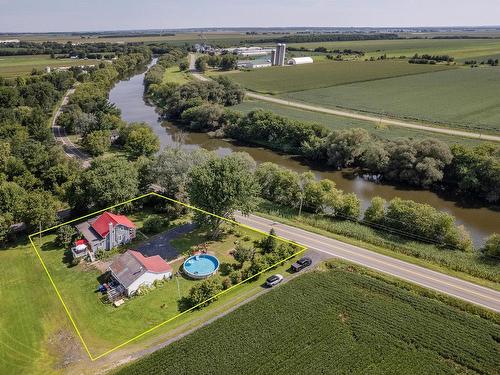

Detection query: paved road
(51, 87), (92, 168)
(189, 53), (499, 143)
(235, 213), (500, 312)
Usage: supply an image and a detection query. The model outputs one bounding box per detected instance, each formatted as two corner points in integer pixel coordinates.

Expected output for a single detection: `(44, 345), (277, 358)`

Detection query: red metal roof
(75, 239), (88, 246)
(90, 211), (136, 238)
(128, 250), (172, 274)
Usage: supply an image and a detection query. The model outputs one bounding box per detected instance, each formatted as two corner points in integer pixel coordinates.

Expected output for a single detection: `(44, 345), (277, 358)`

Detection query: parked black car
(291, 257), (312, 272)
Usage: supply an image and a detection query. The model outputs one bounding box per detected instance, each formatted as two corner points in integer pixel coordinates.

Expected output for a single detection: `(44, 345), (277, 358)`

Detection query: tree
(180, 103), (225, 131)
(0, 181), (28, 223)
(233, 243), (255, 265)
(55, 225), (77, 248)
(151, 147), (212, 201)
(195, 56), (208, 72)
(23, 190), (59, 229)
(186, 277), (223, 308)
(324, 128), (370, 168)
(69, 157), (139, 211)
(482, 234), (500, 259)
(259, 228), (278, 253)
(82, 130), (111, 156)
(0, 215), (12, 245)
(219, 54), (238, 70)
(121, 123), (160, 159)
(143, 215), (166, 234)
(188, 153), (259, 235)
(337, 193), (361, 219)
(179, 62), (189, 71)
(363, 197), (386, 224)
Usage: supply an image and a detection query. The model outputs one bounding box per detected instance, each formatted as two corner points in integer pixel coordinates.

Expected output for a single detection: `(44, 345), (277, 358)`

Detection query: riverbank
(109, 60), (499, 247)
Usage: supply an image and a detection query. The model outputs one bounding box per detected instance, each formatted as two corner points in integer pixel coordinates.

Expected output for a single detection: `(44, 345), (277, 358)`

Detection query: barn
(288, 56), (314, 65)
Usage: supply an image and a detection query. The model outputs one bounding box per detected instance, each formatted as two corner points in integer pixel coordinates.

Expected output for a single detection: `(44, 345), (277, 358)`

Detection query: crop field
(218, 60), (454, 94)
(283, 67), (500, 133)
(0, 55), (99, 77)
(232, 99), (483, 146)
(115, 261), (500, 375)
(286, 38), (500, 61)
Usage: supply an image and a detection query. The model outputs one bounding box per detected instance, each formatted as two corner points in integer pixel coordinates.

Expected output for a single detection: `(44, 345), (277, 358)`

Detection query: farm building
(75, 211), (136, 256)
(108, 250), (173, 296)
(237, 59), (272, 69)
(288, 56), (314, 65)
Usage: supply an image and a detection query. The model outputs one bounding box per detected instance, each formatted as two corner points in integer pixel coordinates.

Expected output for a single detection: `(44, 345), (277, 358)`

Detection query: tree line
(56, 50), (159, 158)
(241, 33), (400, 45)
(0, 48), (154, 243)
(70, 145), (496, 255)
(145, 76), (499, 205)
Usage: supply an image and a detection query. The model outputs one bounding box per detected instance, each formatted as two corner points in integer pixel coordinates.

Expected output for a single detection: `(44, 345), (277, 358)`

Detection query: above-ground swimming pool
(183, 254), (220, 279)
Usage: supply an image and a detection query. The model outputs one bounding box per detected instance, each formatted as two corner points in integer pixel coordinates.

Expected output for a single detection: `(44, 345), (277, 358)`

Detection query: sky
(1, 0), (499, 33)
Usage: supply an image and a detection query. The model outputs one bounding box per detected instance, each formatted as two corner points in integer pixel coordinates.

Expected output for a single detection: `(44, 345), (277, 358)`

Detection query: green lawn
(215, 60), (454, 94)
(283, 66), (500, 133)
(30, 212), (299, 358)
(0, 239), (71, 375)
(232, 99), (484, 146)
(286, 38), (500, 61)
(0, 55), (100, 77)
(162, 65), (190, 85)
(115, 260), (500, 375)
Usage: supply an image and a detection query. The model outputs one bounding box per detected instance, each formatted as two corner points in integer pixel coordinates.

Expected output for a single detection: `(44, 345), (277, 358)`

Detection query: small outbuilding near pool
(108, 250), (172, 296)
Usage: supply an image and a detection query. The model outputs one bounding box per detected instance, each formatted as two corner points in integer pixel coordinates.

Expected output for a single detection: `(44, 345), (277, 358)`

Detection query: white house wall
(126, 271), (172, 296)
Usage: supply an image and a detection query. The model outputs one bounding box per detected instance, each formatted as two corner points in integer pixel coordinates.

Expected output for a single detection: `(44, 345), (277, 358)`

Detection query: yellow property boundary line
(28, 191), (306, 361)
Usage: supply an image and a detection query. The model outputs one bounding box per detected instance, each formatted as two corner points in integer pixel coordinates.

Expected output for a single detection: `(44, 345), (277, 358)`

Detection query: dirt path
(189, 53), (499, 142)
(51, 86), (92, 168)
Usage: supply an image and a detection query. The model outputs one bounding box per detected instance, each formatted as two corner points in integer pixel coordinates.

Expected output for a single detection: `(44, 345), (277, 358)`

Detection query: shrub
(143, 214), (166, 234)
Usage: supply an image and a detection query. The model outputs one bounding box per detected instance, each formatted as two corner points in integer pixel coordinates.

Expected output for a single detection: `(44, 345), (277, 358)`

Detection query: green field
(0, 55), (99, 77)
(232, 99), (483, 146)
(283, 67), (500, 133)
(286, 38), (500, 61)
(162, 65), (190, 84)
(115, 261), (500, 375)
(217, 60), (454, 94)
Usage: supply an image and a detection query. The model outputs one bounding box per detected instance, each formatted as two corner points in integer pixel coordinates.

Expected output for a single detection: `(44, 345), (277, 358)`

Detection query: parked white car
(265, 274), (284, 287)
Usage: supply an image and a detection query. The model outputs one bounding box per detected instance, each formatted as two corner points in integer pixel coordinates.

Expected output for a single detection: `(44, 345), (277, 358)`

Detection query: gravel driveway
(137, 223), (197, 261)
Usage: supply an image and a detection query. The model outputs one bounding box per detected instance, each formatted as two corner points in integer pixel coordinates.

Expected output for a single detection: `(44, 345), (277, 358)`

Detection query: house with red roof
(108, 250), (172, 296)
(75, 211), (136, 255)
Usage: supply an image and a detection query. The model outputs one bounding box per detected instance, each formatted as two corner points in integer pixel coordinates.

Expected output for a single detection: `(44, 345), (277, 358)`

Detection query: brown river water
(109, 63), (499, 247)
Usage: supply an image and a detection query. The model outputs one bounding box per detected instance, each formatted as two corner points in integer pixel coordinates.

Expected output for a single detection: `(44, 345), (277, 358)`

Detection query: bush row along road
(189, 53), (500, 142)
(234, 213), (500, 312)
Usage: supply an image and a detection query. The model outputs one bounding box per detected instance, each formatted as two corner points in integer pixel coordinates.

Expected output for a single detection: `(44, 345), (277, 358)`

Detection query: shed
(288, 56), (314, 65)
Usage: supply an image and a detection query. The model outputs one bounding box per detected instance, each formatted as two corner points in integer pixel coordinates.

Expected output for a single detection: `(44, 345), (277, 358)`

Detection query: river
(109, 63), (499, 247)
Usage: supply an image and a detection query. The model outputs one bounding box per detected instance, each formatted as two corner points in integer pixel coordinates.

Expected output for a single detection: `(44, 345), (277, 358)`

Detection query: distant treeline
(0, 40), (182, 57)
(0, 41), (149, 56)
(238, 33), (400, 44)
(97, 33), (176, 38)
(409, 53), (454, 64)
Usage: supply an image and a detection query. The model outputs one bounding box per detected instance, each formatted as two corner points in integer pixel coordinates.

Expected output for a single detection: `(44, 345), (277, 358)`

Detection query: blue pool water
(183, 254), (220, 279)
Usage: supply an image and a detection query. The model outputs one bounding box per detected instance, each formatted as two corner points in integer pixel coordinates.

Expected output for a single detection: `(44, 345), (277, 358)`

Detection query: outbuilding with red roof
(108, 250), (173, 296)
